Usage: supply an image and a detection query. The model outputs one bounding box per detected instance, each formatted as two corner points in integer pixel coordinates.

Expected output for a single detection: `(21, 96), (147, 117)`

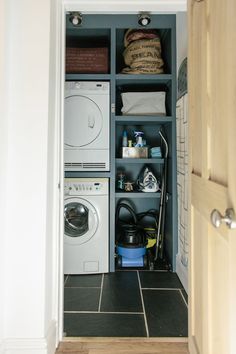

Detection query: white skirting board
(0, 321), (57, 354)
(176, 253), (188, 293)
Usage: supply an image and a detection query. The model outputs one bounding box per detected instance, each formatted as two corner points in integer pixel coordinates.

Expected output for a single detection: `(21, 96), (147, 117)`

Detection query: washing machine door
(64, 95), (103, 147)
(64, 197), (99, 245)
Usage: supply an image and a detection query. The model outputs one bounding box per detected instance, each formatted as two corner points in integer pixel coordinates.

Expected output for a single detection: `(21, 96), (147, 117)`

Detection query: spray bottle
(134, 131), (144, 147)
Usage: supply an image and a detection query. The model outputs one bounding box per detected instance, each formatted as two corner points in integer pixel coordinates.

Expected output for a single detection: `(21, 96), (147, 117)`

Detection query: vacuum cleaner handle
(115, 203), (138, 226)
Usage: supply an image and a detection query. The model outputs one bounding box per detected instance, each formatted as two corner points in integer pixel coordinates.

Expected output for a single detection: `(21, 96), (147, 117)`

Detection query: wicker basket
(66, 47), (109, 74)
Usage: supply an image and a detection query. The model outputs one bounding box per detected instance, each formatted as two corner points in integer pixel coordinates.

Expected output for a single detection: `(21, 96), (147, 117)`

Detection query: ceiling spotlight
(69, 12), (83, 27)
(138, 13), (151, 27)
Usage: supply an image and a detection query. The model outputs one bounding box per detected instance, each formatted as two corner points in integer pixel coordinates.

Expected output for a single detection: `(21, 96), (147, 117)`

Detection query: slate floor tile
(65, 274), (102, 288)
(64, 313), (146, 337)
(139, 271), (183, 289)
(64, 275), (69, 286)
(64, 287), (100, 311)
(100, 271), (142, 312)
(181, 289), (188, 304)
(64, 271), (188, 337)
(153, 257), (171, 271)
(143, 289), (188, 337)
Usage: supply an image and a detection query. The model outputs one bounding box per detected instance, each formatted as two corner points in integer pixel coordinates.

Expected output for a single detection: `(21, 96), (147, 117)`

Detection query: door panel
(188, 0), (236, 353)
(191, 207), (209, 353)
(189, 0), (207, 178)
(207, 0), (227, 186)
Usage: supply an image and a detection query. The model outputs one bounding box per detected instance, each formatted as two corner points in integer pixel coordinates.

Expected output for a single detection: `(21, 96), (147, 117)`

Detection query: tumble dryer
(64, 81), (110, 171)
(64, 178), (109, 274)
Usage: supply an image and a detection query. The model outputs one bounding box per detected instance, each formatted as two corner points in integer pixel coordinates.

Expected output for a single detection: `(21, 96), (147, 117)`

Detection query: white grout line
(141, 287), (181, 291)
(64, 275), (69, 286)
(116, 269), (168, 273)
(152, 271), (169, 273)
(179, 289), (188, 308)
(64, 311), (144, 315)
(65, 286), (101, 289)
(98, 273), (104, 312)
(137, 271), (149, 338)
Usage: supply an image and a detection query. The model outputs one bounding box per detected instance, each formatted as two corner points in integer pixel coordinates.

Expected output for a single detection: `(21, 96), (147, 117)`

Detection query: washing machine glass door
(64, 197), (98, 245)
(64, 95), (103, 147)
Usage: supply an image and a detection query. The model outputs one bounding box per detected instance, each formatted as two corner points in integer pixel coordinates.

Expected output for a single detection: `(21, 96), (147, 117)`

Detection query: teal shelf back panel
(65, 14), (177, 272)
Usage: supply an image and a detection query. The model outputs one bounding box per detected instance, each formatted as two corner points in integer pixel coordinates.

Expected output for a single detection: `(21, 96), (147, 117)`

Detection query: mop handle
(154, 131), (168, 260)
(159, 131), (168, 159)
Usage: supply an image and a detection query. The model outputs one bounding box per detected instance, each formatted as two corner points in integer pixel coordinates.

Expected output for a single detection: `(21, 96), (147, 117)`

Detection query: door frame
(55, 0), (187, 343)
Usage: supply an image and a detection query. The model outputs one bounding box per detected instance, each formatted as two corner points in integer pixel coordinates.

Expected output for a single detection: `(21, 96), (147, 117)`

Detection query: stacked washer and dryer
(64, 81), (110, 171)
(64, 82), (110, 274)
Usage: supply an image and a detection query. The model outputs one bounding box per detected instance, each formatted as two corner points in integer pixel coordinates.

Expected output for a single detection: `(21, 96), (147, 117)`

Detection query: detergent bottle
(122, 130), (128, 147)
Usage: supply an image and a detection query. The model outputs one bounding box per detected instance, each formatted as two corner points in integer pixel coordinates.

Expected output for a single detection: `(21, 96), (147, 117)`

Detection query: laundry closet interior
(63, 13), (188, 338)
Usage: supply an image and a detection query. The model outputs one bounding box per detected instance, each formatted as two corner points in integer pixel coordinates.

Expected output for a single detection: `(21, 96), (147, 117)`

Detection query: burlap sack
(122, 36), (164, 74)
(124, 29), (159, 47)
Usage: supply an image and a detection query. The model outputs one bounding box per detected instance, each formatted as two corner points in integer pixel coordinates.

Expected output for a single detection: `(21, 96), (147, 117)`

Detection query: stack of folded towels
(150, 147), (162, 158)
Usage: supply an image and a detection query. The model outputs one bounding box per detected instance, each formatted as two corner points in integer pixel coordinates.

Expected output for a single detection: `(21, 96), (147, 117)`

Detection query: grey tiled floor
(64, 271), (188, 337)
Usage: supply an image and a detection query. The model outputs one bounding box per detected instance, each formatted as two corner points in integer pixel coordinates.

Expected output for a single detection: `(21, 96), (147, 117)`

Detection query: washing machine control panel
(64, 179), (109, 196)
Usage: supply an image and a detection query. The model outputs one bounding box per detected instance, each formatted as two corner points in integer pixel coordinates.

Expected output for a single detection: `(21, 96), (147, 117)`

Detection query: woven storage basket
(66, 47), (109, 74)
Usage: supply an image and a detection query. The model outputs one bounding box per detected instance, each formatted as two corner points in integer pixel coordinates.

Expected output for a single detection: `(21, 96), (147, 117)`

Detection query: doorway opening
(60, 9), (188, 340)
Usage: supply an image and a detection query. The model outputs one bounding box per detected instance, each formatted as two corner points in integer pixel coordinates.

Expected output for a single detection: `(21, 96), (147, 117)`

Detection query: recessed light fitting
(69, 12), (83, 27)
(138, 13), (151, 27)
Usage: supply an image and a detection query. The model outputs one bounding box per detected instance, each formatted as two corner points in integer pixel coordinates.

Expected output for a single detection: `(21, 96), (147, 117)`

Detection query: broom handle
(155, 131), (169, 260)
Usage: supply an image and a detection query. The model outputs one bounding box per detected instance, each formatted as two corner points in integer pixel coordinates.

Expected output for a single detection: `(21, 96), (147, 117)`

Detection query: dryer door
(64, 197), (99, 245)
(64, 95), (103, 147)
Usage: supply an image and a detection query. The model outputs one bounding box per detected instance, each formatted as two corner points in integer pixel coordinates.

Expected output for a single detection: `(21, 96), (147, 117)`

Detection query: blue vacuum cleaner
(115, 203), (148, 268)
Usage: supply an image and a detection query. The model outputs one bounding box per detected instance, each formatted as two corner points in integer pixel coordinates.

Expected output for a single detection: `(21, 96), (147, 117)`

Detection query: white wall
(64, 0), (187, 12)
(176, 94), (189, 292)
(0, 0), (8, 351)
(176, 11), (188, 293)
(44, 0), (61, 348)
(0, 0), (58, 353)
(5, 0), (49, 336)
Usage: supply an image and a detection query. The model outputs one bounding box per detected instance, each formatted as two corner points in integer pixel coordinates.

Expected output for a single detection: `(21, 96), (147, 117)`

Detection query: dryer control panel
(64, 178), (109, 196)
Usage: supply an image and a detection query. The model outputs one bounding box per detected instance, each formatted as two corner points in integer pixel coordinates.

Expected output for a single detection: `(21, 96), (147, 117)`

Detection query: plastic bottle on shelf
(117, 172), (125, 190)
(134, 131), (144, 147)
(122, 130), (128, 147)
(128, 140), (132, 147)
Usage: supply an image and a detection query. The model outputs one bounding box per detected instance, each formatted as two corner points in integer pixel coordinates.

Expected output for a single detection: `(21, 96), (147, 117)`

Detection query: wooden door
(188, 0), (236, 353)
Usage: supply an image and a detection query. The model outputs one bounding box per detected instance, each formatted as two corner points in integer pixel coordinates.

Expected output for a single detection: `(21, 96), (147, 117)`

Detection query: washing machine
(64, 178), (109, 274)
(64, 81), (110, 171)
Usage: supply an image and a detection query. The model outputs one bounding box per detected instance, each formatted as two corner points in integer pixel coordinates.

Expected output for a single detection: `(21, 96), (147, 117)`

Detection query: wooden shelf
(64, 171), (111, 178)
(116, 158), (164, 164)
(115, 116), (173, 124)
(115, 191), (161, 198)
(116, 74), (172, 81)
(66, 74), (111, 81)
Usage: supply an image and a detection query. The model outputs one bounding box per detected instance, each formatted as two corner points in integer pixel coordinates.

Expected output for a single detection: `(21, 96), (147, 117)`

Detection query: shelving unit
(115, 116), (174, 124)
(115, 158), (164, 164)
(115, 192), (161, 198)
(65, 14), (177, 272)
(66, 74), (111, 80)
